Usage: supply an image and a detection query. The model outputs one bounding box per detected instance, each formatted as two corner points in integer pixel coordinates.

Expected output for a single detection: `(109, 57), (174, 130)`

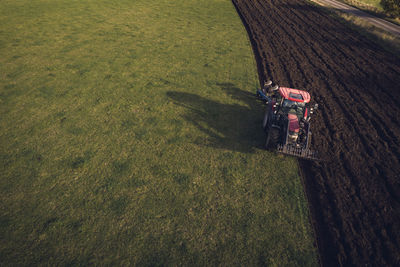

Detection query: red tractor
(257, 81), (319, 160)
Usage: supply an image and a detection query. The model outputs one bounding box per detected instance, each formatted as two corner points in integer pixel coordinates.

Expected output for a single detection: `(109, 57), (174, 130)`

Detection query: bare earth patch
(233, 0), (400, 265)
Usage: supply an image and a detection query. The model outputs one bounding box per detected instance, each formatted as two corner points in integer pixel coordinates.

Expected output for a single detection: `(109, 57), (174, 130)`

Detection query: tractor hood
(288, 114), (299, 133)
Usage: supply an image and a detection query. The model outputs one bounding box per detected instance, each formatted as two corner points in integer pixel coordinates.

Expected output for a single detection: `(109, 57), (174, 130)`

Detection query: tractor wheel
(263, 104), (273, 131)
(262, 109), (270, 130)
(265, 127), (279, 150)
(306, 131), (312, 150)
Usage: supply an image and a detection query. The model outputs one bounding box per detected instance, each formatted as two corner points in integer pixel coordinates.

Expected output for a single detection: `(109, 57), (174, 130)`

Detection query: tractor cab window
(281, 99), (305, 115)
(289, 93), (303, 101)
(282, 99), (293, 109)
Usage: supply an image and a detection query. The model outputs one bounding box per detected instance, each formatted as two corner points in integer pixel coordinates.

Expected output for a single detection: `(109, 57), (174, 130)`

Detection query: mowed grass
(0, 0), (318, 265)
(336, 0), (382, 10)
(354, 0), (381, 9)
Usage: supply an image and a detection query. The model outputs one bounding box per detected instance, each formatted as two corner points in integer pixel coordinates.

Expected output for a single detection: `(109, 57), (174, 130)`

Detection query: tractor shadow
(166, 83), (266, 153)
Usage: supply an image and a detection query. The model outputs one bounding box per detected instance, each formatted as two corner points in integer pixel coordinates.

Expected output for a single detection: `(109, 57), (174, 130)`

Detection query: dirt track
(314, 0), (400, 36)
(232, 0), (400, 265)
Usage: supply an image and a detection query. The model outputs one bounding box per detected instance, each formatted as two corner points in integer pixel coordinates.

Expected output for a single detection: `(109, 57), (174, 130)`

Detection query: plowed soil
(232, 0), (400, 266)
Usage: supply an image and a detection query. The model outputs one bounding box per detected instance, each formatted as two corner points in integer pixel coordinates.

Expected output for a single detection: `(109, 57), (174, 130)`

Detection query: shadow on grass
(166, 83), (265, 153)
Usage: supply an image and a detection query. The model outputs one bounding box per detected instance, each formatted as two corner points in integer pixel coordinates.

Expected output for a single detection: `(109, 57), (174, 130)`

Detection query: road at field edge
(313, 0), (400, 36)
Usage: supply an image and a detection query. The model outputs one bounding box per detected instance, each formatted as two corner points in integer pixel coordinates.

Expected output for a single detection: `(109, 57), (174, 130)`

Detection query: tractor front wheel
(265, 127), (279, 150)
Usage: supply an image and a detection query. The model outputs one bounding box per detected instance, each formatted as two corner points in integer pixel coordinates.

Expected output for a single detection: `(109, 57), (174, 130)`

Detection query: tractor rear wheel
(263, 110), (269, 130)
(265, 127), (279, 150)
(263, 104), (272, 131)
(306, 131), (312, 150)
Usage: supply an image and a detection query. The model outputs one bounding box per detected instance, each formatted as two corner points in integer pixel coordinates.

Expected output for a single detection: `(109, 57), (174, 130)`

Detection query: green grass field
(0, 0), (318, 265)
(357, 0), (381, 8)
(338, 0), (383, 12)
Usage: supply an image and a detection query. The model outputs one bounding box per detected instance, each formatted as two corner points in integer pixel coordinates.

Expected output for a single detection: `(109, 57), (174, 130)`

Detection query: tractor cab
(278, 87), (311, 103)
(274, 87), (311, 121)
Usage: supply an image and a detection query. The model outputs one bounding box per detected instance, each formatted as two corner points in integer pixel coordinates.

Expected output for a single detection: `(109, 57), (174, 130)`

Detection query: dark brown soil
(232, 0), (400, 266)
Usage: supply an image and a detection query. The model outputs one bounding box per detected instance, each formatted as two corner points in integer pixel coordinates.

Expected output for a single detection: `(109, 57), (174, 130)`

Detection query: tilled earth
(233, 0), (400, 265)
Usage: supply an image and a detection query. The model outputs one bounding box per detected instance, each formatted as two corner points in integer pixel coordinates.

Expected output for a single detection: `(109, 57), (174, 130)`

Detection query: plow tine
(277, 144), (319, 161)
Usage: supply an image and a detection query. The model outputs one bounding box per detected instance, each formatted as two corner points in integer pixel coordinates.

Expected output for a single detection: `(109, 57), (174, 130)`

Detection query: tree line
(381, 0), (400, 17)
